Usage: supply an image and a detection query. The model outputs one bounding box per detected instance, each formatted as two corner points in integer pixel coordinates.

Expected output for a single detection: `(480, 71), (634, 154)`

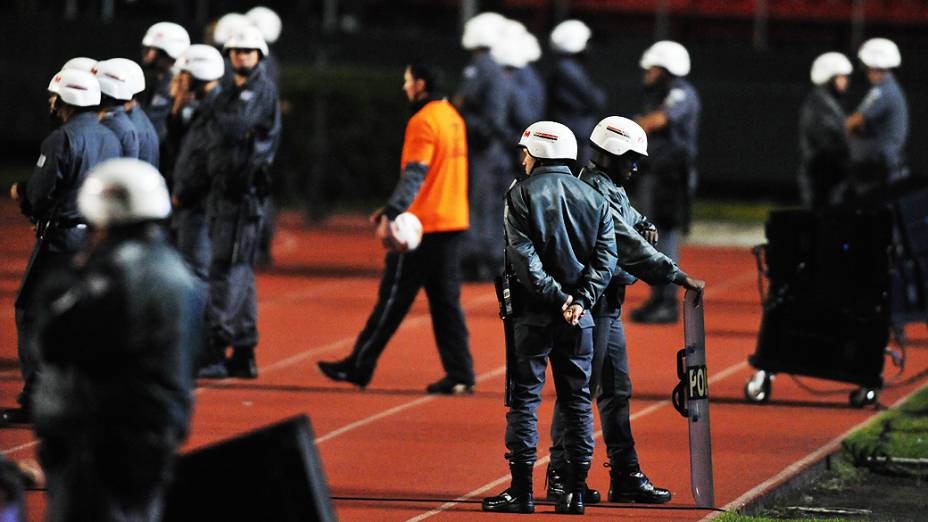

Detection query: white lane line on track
(698, 382), (928, 522)
(1, 440), (38, 456)
(403, 362), (749, 522)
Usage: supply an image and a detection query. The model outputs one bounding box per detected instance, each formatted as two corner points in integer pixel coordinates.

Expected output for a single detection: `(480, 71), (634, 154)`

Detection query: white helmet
(461, 12), (506, 50)
(213, 12), (251, 45)
(522, 32), (542, 63)
(78, 158), (171, 227)
(48, 70), (64, 94)
(224, 25), (269, 57)
(62, 57), (97, 73)
(590, 116), (648, 157)
(390, 212), (423, 252)
(640, 40), (691, 77)
(142, 22), (191, 59)
(105, 58), (145, 95)
(93, 59), (135, 101)
(53, 69), (101, 107)
(175, 45), (225, 82)
(810, 52), (853, 85)
(519, 121), (577, 161)
(858, 37), (901, 69)
(246, 6), (282, 44)
(550, 20), (591, 54)
(491, 19), (531, 68)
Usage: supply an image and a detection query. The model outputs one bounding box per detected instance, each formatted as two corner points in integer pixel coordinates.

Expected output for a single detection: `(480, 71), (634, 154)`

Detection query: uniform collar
(530, 164), (572, 176)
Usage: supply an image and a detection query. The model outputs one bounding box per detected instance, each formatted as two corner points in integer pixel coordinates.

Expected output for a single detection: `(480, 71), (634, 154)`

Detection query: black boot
(317, 358), (370, 388)
(607, 462), (672, 504)
(555, 461), (590, 515)
(547, 464), (600, 503)
(197, 340), (229, 379)
(482, 461), (535, 514)
(630, 300), (678, 324)
(227, 347), (258, 379)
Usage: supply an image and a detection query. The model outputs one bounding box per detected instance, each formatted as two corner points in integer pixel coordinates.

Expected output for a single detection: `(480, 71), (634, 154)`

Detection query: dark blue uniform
(13, 111), (120, 412)
(457, 52), (512, 278)
(206, 65), (281, 356)
(550, 164), (684, 473)
(100, 105), (140, 158)
(127, 103), (160, 167)
(798, 86), (848, 208)
(848, 72), (909, 193)
(144, 71), (174, 143)
(32, 224), (201, 521)
(547, 56), (606, 167)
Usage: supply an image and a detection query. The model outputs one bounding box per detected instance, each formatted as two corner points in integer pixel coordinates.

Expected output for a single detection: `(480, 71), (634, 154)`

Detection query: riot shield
(671, 289), (714, 507)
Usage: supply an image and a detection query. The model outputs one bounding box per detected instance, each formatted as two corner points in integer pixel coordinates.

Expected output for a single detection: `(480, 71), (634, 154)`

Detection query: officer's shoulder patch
(150, 94), (168, 106)
(862, 88), (882, 110)
(36, 154), (46, 167)
(462, 65), (477, 79)
(665, 88), (687, 107)
(239, 90), (254, 101)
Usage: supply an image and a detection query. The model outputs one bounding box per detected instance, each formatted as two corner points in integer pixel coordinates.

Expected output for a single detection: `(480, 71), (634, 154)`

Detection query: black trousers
(347, 231), (474, 384)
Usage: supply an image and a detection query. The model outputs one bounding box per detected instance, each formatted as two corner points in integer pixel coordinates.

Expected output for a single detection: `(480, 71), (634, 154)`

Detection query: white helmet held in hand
(550, 20), (591, 54)
(214, 12), (251, 45)
(810, 52), (853, 85)
(246, 6), (282, 44)
(79, 158), (171, 227)
(518, 121), (577, 161)
(461, 12), (506, 50)
(640, 40), (691, 77)
(175, 45), (225, 82)
(224, 25), (269, 57)
(391, 212), (423, 252)
(93, 59), (135, 101)
(52, 69), (101, 107)
(858, 37), (901, 69)
(62, 57), (97, 73)
(142, 22), (190, 59)
(590, 116), (648, 157)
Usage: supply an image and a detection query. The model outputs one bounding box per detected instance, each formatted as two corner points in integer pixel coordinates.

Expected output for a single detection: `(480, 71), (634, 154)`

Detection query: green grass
(843, 385), (928, 459)
(717, 515), (855, 522)
(692, 199), (792, 224)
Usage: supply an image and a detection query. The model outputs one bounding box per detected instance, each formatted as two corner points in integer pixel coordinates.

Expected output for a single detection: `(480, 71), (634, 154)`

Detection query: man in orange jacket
(318, 61), (476, 394)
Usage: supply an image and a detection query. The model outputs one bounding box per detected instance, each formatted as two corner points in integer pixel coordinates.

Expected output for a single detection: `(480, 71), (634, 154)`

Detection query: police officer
(112, 57), (160, 168)
(492, 21), (546, 143)
(547, 117), (706, 505)
(200, 26), (281, 379)
(456, 12), (512, 281)
(33, 158), (201, 521)
(630, 40), (701, 325)
(170, 45), (225, 287)
(844, 37), (909, 197)
(798, 52), (853, 208)
(547, 20), (606, 169)
(3, 70), (120, 424)
(212, 13), (253, 90)
(318, 61), (475, 393)
(140, 21), (190, 148)
(482, 121), (617, 515)
(94, 59), (141, 158)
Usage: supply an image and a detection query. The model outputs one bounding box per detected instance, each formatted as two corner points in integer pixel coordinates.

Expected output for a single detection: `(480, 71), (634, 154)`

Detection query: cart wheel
(744, 371), (772, 403)
(849, 388), (878, 408)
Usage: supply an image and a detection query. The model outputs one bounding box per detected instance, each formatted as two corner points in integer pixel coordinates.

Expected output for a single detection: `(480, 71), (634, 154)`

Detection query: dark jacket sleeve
(505, 186), (571, 308)
(551, 60), (606, 114)
(572, 200), (617, 310)
(384, 162), (428, 220)
(24, 131), (68, 220)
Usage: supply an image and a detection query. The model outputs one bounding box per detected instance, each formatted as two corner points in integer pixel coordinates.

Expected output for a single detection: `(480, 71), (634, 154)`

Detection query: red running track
(1, 202), (927, 521)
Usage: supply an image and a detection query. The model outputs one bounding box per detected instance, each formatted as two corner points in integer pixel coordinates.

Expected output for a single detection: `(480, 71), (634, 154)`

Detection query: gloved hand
(635, 220), (658, 245)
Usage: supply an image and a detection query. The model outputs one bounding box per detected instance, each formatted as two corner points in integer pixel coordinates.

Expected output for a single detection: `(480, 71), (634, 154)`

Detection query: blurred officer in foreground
(798, 52), (853, 208)
(94, 59), (141, 158)
(844, 37), (909, 198)
(630, 41), (700, 325)
(547, 117), (705, 505)
(482, 121), (617, 515)
(456, 11), (512, 281)
(3, 70), (120, 425)
(318, 61), (475, 394)
(112, 57), (160, 167)
(198, 26), (281, 379)
(33, 158), (200, 522)
(140, 22), (190, 147)
(547, 20), (605, 169)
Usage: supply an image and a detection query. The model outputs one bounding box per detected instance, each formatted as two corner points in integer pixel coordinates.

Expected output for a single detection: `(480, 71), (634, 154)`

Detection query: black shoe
(554, 490), (584, 515)
(608, 467), (672, 504)
(546, 465), (600, 504)
(630, 302), (678, 324)
(317, 359), (369, 388)
(425, 377), (474, 395)
(227, 349), (258, 379)
(1, 407), (32, 425)
(481, 488), (534, 514)
(197, 361), (229, 379)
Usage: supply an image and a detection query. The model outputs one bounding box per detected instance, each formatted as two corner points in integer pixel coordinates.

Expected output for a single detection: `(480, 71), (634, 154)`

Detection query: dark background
(1, 1), (924, 216)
